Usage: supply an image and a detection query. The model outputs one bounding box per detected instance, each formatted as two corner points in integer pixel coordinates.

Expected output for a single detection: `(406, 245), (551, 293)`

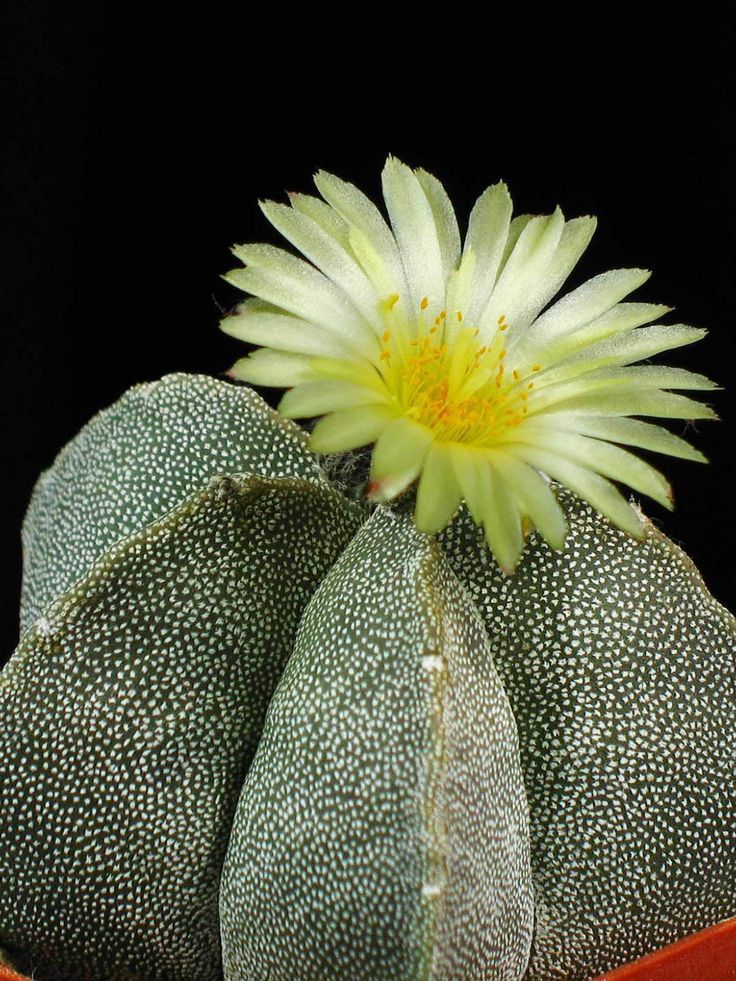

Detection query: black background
(2, 8), (735, 663)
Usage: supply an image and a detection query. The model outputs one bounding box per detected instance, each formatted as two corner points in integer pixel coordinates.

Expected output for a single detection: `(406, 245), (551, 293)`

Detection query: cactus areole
(0, 160), (733, 981)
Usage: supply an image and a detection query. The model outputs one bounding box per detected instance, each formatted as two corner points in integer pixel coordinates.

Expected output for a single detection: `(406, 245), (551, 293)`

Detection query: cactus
(0, 372), (733, 980)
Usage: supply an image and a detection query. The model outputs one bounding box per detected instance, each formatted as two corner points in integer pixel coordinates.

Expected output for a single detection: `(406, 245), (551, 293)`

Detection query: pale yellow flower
(221, 157), (717, 572)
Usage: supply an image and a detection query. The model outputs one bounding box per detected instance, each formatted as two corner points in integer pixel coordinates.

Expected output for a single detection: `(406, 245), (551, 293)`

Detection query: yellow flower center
(378, 296), (541, 445)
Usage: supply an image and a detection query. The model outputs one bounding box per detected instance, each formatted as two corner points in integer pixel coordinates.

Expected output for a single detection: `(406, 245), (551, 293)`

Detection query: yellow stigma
(378, 298), (539, 444)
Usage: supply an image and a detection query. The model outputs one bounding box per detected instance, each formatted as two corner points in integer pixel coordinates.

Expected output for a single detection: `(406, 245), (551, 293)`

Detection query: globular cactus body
(220, 509), (534, 979)
(0, 374), (733, 980)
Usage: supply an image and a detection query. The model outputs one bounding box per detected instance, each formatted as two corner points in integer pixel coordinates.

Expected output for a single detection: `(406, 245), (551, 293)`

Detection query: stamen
(379, 305), (533, 444)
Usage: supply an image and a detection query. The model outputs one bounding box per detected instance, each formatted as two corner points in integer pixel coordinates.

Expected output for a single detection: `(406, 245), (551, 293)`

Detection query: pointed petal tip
(365, 478), (390, 503)
(627, 516), (648, 542)
(278, 394), (301, 420)
(546, 525), (569, 553)
(497, 554), (521, 577)
(479, 179), (511, 201)
(218, 314), (238, 337)
(312, 168), (337, 193)
(382, 153), (412, 177)
(306, 432), (326, 453)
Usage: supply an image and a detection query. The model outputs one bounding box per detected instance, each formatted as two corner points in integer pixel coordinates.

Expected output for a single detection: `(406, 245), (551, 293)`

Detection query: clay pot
(592, 915), (736, 980)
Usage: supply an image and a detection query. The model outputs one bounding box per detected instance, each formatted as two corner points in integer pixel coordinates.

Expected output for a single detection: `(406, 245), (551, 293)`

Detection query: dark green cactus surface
(440, 499), (736, 978)
(220, 509), (533, 980)
(20, 373), (326, 634)
(0, 374), (734, 980)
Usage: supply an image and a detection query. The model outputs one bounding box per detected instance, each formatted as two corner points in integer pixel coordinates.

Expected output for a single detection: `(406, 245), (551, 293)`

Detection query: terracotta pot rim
(592, 914), (736, 980)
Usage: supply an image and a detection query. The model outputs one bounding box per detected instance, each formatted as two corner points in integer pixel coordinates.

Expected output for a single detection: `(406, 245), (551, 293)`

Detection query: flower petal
(516, 301), (673, 368)
(314, 169), (411, 310)
(518, 268), (653, 355)
(415, 443), (463, 535)
(279, 380), (385, 418)
(532, 324), (707, 385)
(288, 192), (352, 247)
(463, 182), (513, 322)
(531, 215), (597, 313)
(259, 200), (381, 329)
(309, 404), (396, 453)
(480, 463), (525, 575)
(381, 157), (447, 314)
(452, 448), (493, 526)
(369, 418), (433, 500)
(415, 168), (462, 278)
(542, 388), (717, 420)
(220, 300), (351, 358)
(228, 350), (316, 387)
(520, 431), (674, 510)
(480, 210), (566, 334)
(503, 444), (644, 539)
(529, 365), (718, 415)
(226, 245), (378, 357)
(546, 414), (708, 463)
(491, 454), (568, 550)
(483, 214), (597, 335)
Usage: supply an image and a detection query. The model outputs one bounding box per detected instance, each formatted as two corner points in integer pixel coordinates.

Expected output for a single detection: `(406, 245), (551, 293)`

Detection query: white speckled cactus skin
(0, 374), (734, 980)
